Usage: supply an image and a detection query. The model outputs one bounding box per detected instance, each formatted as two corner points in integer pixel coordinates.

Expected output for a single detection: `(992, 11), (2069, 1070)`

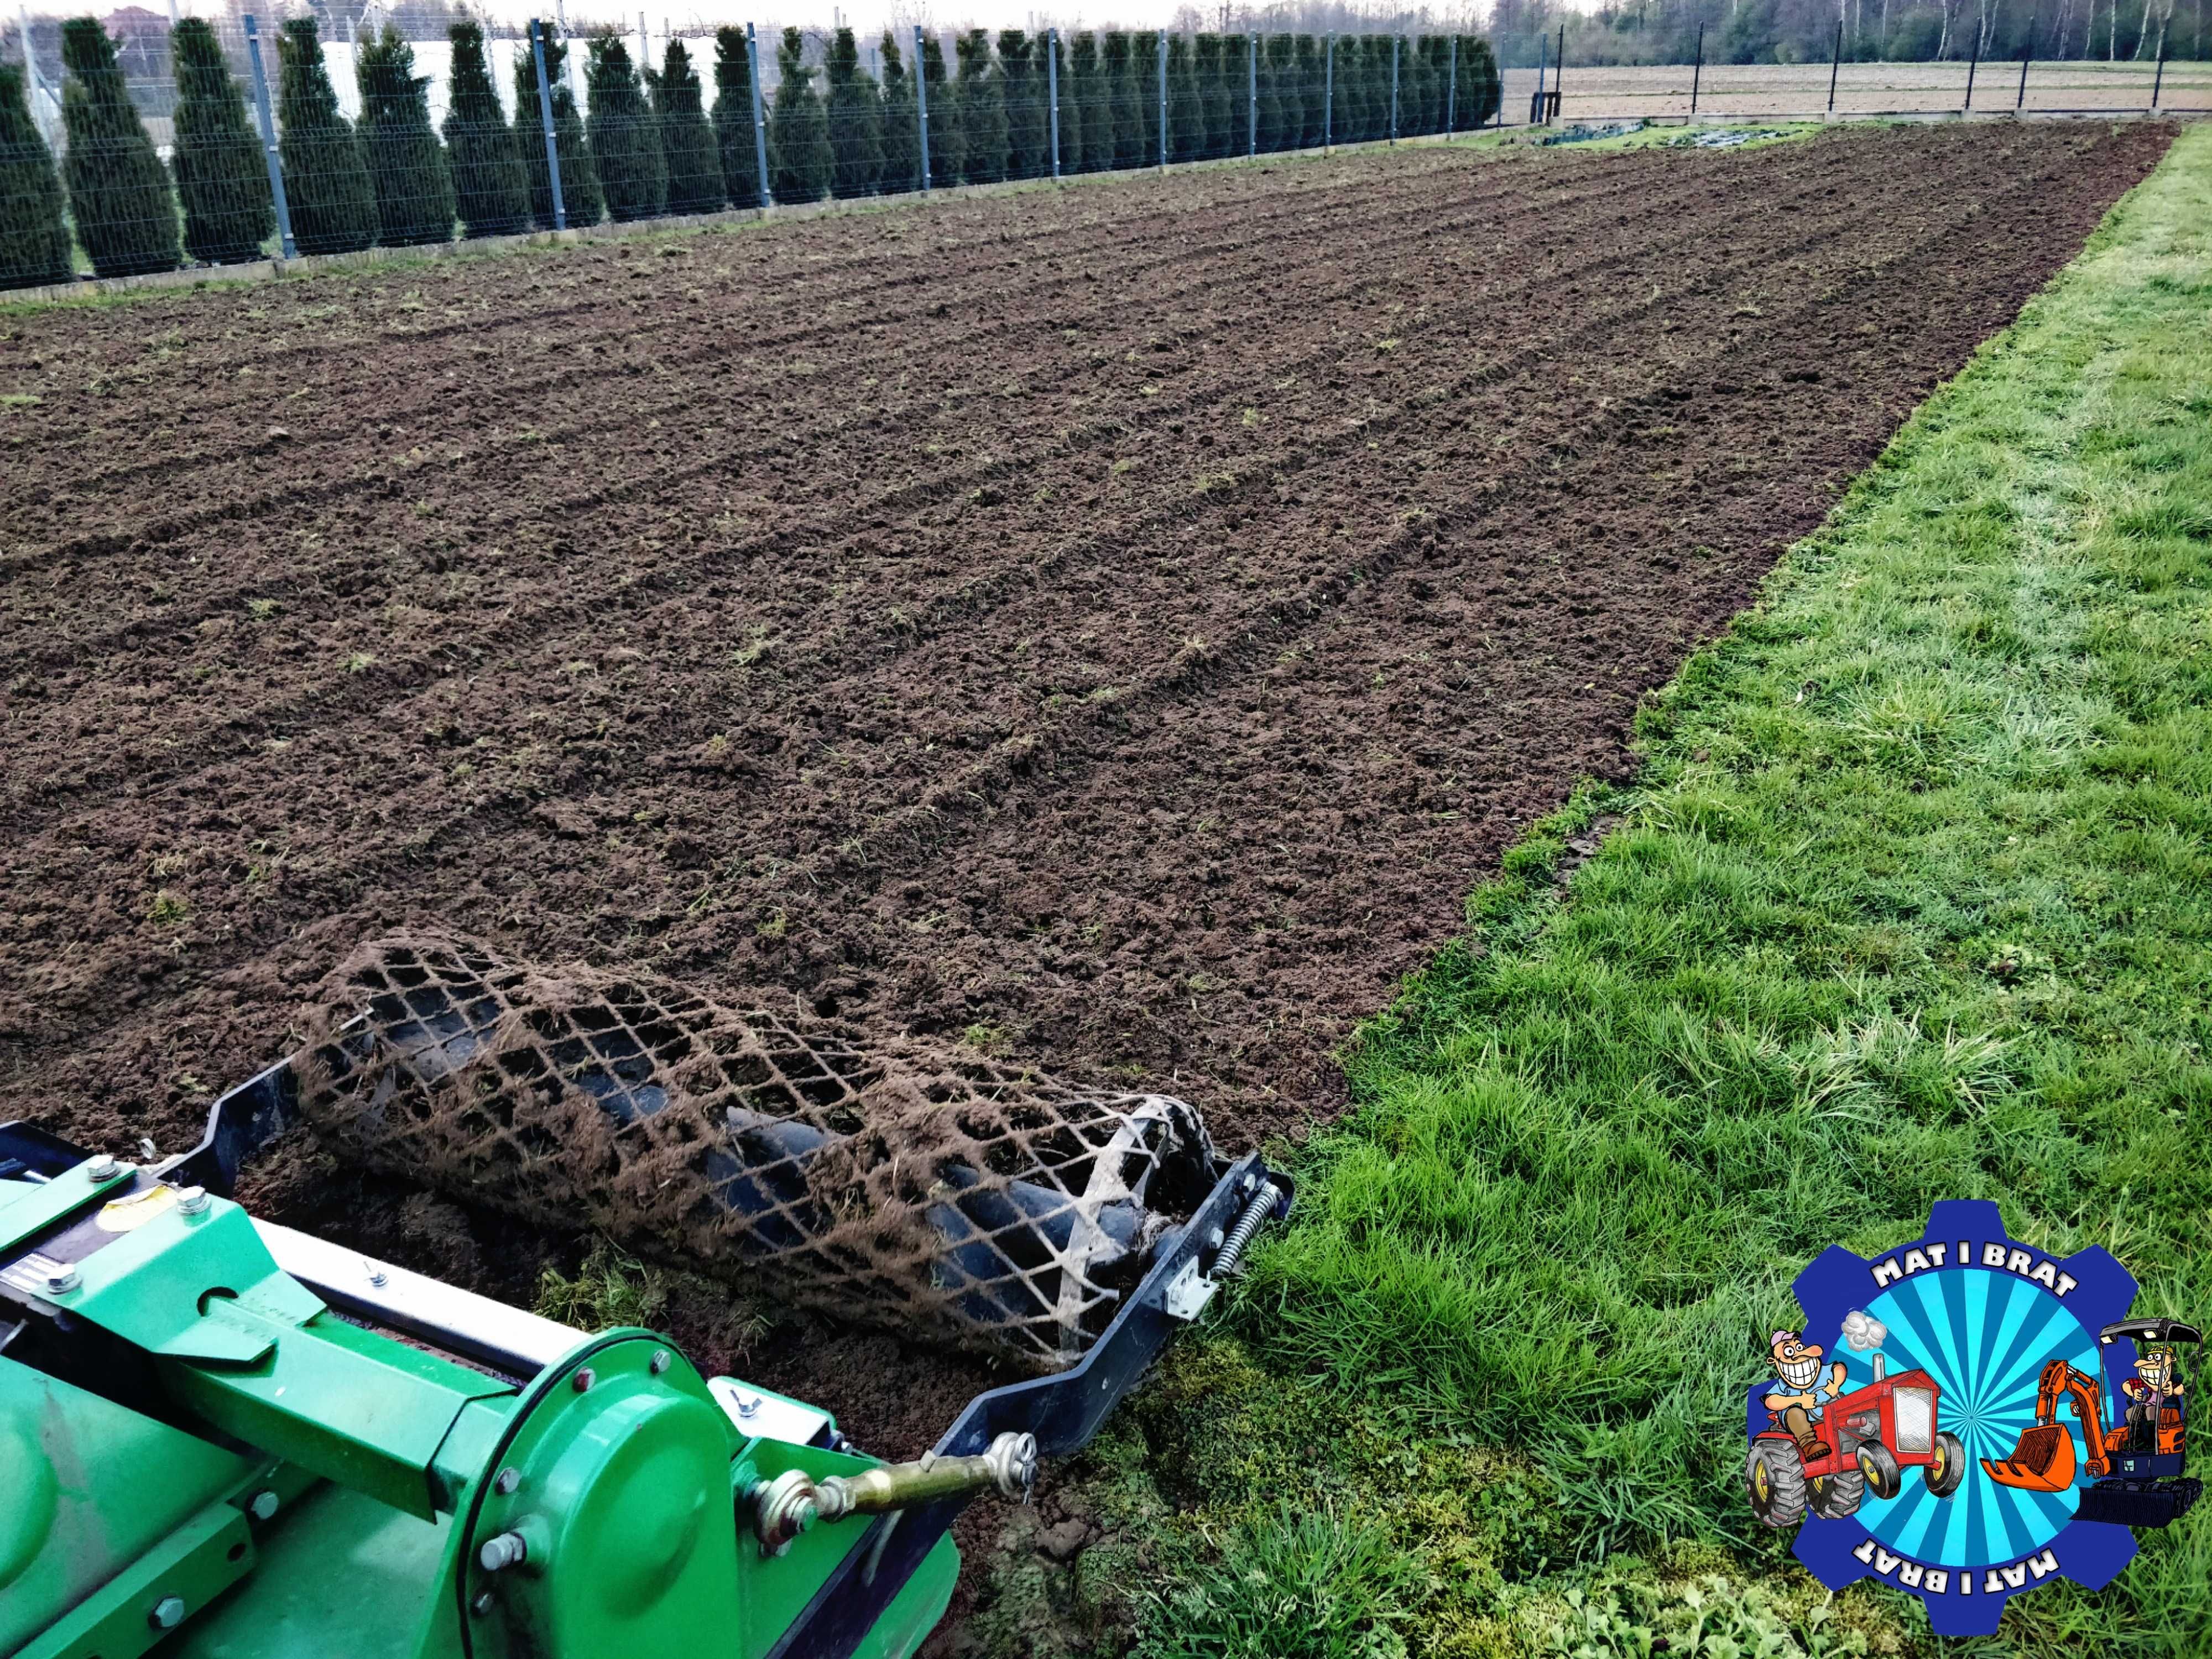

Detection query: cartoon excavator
(1983, 1317), (2201, 1528)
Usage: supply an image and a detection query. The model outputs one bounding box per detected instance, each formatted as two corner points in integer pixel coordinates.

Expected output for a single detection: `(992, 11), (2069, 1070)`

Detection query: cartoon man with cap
(2120, 1342), (2186, 1453)
(1765, 1328), (1849, 1462)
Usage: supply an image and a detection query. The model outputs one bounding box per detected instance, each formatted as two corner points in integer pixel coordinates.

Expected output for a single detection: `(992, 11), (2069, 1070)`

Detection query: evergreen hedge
(768, 27), (828, 204)
(877, 32), (917, 194)
(1362, 36), (1390, 140)
(952, 30), (1001, 185)
(654, 40), (720, 214)
(1295, 35), (1323, 147)
(444, 20), (529, 238)
(711, 27), (761, 210)
(1101, 32), (1137, 171)
(1196, 33), (1227, 159)
(170, 18), (272, 265)
(823, 27), (879, 199)
(998, 30), (1042, 182)
(356, 27), (453, 246)
(513, 27), (599, 228)
(1463, 35), (1503, 127)
(0, 59), (72, 289)
(60, 17), (179, 276)
(1262, 33), (1295, 152)
(1067, 33), (1102, 173)
(586, 33), (664, 222)
(276, 17), (375, 254)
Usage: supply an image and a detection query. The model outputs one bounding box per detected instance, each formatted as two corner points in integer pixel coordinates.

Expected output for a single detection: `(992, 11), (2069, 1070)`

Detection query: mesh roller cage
(294, 938), (1220, 1370)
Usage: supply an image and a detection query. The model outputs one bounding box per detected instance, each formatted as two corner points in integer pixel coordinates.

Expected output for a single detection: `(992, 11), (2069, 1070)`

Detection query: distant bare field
(1499, 59), (2209, 121)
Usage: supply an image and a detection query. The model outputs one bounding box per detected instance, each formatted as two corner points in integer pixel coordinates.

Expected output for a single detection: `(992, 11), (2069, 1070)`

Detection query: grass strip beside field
(1019, 125), (2212, 1659)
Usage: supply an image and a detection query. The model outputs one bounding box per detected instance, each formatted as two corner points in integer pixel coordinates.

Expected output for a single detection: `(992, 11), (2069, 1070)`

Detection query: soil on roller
(0, 124), (2170, 1494)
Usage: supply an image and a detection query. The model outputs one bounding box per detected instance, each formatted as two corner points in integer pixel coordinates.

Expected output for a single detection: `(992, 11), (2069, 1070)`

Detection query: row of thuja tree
(782, 28), (1503, 201)
(1, 18), (1499, 293)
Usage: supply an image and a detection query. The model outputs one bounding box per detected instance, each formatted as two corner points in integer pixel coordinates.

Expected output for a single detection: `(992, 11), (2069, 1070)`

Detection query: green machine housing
(0, 1056), (1287, 1659)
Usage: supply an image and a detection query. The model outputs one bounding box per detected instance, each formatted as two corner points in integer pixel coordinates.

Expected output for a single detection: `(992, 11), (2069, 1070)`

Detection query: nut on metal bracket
(1159, 1256), (1219, 1322)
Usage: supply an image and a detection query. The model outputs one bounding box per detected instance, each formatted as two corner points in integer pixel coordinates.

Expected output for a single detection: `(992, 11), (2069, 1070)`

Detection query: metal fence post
(242, 14), (298, 259)
(914, 25), (932, 192)
(1691, 23), (1703, 116)
(1447, 35), (1457, 134)
(1389, 34), (1400, 143)
(2151, 38), (2166, 108)
(1829, 19), (1843, 114)
(1534, 30), (1547, 126)
(1553, 23), (1563, 121)
(2017, 20), (2034, 110)
(528, 19), (567, 231)
(1157, 29), (1167, 171)
(747, 21), (770, 207)
(1048, 27), (1061, 178)
(1323, 33), (1333, 151)
(1248, 32), (1257, 156)
(1962, 28), (1978, 111)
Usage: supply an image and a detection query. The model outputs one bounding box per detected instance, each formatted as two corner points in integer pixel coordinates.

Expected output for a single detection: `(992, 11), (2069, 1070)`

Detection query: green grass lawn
(972, 124), (2212, 1659)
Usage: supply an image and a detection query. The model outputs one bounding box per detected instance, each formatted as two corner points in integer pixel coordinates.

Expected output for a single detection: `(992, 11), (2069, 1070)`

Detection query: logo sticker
(1743, 1200), (2197, 1635)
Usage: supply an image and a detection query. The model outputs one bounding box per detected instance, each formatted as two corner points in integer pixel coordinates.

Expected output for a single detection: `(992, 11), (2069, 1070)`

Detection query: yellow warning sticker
(96, 1185), (179, 1232)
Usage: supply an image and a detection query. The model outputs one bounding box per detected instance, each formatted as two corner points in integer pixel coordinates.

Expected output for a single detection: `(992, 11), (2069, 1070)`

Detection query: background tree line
(2, 15), (1500, 291)
(1485, 0), (2205, 67)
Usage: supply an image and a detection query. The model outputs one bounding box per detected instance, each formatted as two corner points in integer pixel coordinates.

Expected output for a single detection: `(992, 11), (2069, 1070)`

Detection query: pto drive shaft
(749, 1432), (1038, 1554)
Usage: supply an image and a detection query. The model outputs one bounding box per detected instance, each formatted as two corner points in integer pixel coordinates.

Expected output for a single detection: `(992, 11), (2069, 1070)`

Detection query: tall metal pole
(2151, 36), (2166, 107)
(1690, 23), (1703, 116)
(527, 20), (568, 231)
(1447, 35), (1457, 134)
(1047, 27), (1061, 178)
(1829, 19), (1843, 114)
(638, 9), (649, 72)
(242, 14), (298, 259)
(1535, 30), (1547, 126)
(1323, 33), (1333, 150)
(1962, 26), (1978, 109)
(1554, 23), (1564, 121)
(1389, 34), (1400, 142)
(746, 21), (770, 207)
(1156, 28), (1167, 171)
(2017, 18), (2034, 109)
(1248, 31), (1257, 156)
(914, 24), (932, 191)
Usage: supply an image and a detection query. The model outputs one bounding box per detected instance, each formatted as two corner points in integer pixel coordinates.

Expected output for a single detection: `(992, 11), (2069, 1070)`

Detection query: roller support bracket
(760, 1151), (1292, 1659)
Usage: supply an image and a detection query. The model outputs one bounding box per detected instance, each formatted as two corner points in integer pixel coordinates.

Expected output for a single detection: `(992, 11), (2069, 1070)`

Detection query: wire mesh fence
(1, 14), (1503, 291)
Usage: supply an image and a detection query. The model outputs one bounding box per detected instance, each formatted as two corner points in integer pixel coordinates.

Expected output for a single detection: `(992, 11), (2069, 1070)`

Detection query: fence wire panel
(0, 14), (1501, 291)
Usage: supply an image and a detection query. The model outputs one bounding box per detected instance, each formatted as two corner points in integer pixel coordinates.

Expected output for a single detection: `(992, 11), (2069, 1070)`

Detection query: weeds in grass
(1135, 1503), (1426, 1659)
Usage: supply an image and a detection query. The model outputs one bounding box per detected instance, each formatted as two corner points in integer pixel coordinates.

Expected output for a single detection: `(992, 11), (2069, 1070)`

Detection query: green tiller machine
(1, 941), (1288, 1659)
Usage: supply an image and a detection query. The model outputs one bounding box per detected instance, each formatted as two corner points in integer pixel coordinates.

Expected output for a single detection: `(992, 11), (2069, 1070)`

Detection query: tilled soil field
(0, 124), (2171, 1470)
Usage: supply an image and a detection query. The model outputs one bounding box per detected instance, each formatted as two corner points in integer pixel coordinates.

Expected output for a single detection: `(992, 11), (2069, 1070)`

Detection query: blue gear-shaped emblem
(1750, 1201), (2142, 1635)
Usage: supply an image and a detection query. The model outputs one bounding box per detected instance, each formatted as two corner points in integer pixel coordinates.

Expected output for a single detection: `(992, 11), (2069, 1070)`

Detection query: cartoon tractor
(1983, 1317), (2199, 1528)
(1746, 1354), (1967, 1526)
